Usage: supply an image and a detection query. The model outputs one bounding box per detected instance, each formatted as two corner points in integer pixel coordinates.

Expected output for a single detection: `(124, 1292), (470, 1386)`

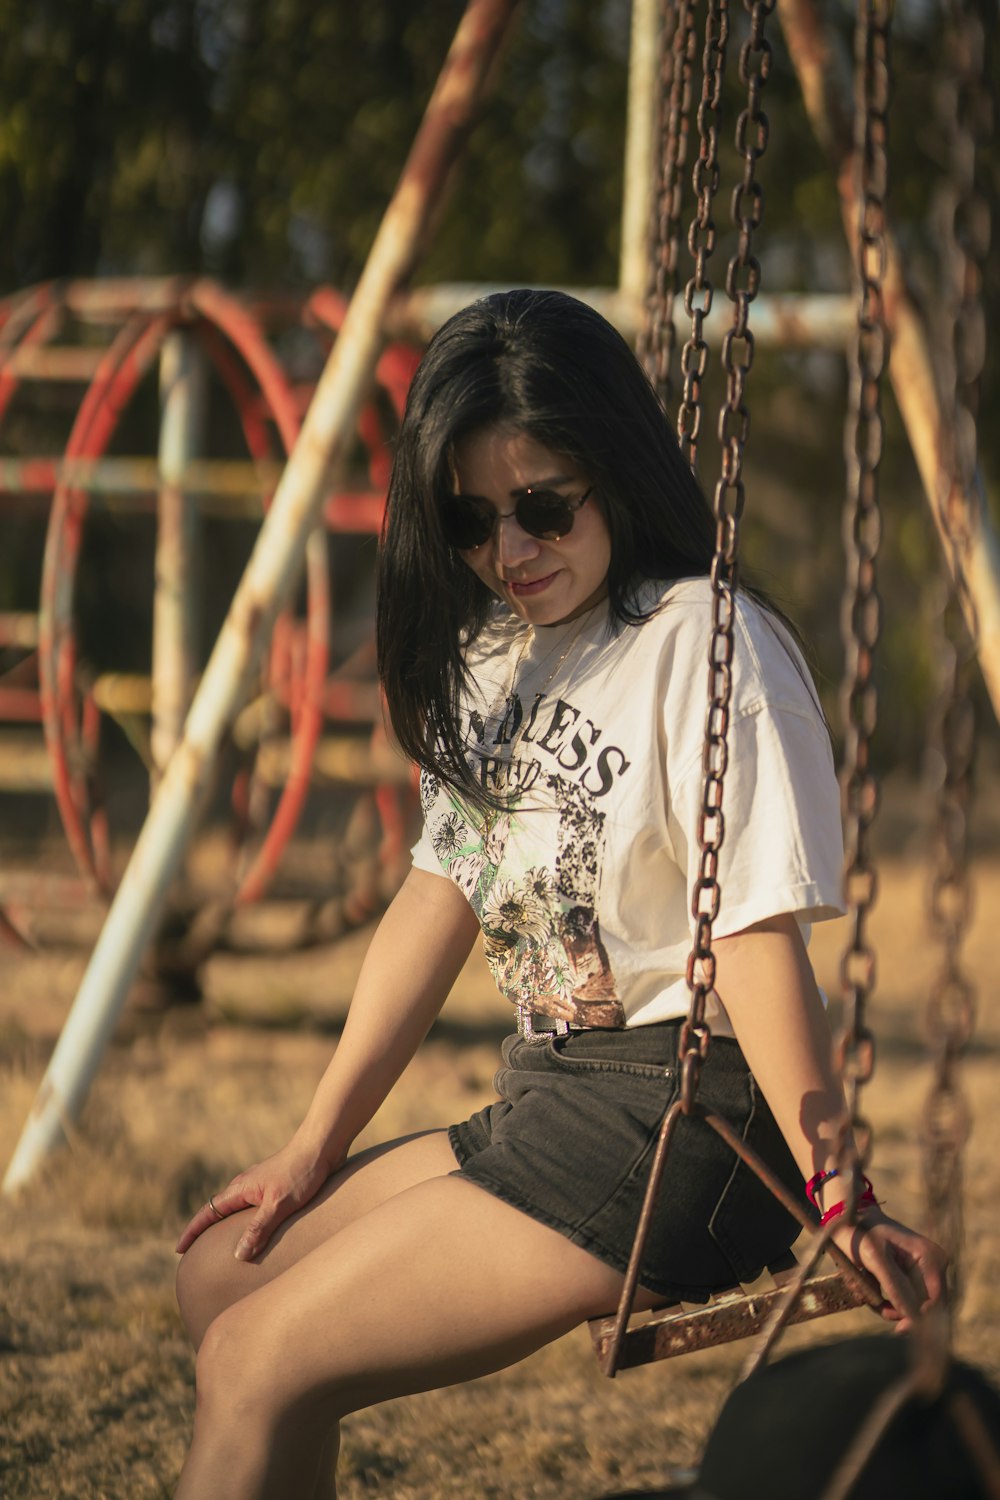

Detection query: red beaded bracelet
(805, 1169), (878, 1225)
(820, 1180), (878, 1225)
(805, 1167), (840, 1210)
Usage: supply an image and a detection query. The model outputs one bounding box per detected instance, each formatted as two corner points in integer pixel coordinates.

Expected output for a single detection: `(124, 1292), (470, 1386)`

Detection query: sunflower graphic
(481, 877), (551, 946)
(431, 810), (469, 861)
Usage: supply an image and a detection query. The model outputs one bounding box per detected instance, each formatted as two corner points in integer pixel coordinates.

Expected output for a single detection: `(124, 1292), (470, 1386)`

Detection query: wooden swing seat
(588, 1252), (872, 1375)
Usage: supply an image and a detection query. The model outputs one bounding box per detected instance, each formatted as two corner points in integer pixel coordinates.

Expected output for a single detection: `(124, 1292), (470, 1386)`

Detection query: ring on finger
(208, 1195), (225, 1221)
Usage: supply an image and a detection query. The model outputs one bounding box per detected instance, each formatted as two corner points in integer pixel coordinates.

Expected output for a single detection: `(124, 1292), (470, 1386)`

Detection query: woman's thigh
(195, 1169), (653, 1426)
(176, 1128), (458, 1346)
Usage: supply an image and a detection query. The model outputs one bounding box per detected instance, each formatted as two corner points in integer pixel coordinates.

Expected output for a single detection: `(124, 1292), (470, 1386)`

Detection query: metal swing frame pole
(2, 0), (522, 1197)
(777, 0), (1000, 726)
(620, 0), (663, 310)
(151, 330), (207, 794)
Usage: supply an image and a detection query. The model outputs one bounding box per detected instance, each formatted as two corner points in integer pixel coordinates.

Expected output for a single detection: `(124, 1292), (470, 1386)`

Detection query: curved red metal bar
(0, 284), (58, 355)
(0, 300), (63, 425)
(33, 281), (325, 902)
(24, 277), (417, 911)
(306, 290), (422, 890)
(40, 310), (171, 892)
(188, 281), (330, 904)
(192, 318), (292, 874)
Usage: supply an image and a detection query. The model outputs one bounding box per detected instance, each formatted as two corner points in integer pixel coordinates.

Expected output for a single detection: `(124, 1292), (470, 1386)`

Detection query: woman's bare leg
(176, 1129), (459, 1499)
(174, 1168), (650, 1500)
(176, 1128), (456, 1348)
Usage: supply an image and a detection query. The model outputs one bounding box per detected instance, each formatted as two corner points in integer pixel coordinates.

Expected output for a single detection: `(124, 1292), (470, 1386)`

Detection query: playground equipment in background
(0, 280), (421, 952)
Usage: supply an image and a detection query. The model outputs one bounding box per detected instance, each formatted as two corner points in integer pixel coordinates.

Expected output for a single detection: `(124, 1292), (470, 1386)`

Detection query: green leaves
(0, 0), (631, 291)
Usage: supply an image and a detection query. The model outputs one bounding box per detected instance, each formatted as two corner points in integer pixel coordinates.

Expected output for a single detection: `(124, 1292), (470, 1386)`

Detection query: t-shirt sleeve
(410, 817), (447, 878)
(660, 593), (845, 937)
(666, 700), (844, 936)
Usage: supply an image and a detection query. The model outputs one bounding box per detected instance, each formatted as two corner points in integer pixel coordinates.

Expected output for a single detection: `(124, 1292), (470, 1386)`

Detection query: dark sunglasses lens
(518, 492), (575, 539)
(440, 497), (492, 549)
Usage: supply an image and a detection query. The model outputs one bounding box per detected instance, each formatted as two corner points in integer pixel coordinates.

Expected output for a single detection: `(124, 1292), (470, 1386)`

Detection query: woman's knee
(194, 1300), (261, 1410)
(194, 1296), (332, 1430)
(176, 1216), (252, 1348)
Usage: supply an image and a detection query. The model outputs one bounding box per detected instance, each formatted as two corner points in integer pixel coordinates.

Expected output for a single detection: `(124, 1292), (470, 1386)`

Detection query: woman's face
(450, 427), (612, 627)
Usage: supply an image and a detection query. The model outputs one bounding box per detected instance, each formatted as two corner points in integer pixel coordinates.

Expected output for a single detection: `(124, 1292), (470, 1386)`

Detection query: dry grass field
(2, 779), (999, 1498)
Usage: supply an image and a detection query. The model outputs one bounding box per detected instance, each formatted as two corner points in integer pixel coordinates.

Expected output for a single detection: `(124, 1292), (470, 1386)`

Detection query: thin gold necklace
(503, 605), (597, 758)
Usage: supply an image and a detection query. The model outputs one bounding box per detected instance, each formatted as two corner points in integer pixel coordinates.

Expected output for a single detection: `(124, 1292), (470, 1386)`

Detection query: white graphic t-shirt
(410, 577), (844, 1034)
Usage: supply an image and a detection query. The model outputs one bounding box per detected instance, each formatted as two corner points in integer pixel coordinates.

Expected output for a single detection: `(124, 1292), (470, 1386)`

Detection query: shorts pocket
(707, 1075), (802, 1282)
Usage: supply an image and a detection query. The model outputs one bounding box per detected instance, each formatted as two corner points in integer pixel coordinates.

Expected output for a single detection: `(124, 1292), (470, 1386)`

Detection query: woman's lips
(508, 571), (559, 597)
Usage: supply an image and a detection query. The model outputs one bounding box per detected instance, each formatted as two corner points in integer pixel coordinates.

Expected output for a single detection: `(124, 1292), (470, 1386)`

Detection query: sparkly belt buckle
(516, 1004), (571, 1043)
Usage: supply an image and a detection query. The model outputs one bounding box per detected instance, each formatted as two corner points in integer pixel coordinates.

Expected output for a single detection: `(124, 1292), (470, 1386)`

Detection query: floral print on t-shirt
(420, 753), (625, 1027)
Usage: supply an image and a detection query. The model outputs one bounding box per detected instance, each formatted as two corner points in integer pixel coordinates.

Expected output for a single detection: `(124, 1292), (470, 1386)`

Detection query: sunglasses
(439, 485), (595, 551)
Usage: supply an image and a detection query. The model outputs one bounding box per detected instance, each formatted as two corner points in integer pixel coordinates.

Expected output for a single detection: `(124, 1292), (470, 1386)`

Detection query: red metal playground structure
(0, 279), (424, 945)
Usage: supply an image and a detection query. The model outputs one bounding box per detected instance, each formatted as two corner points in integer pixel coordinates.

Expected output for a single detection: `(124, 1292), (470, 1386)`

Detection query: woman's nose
(494, 513), (541, 572)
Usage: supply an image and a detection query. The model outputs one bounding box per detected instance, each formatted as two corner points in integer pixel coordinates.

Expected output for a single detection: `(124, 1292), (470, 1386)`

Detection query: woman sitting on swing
(173, 288), (946, 1499)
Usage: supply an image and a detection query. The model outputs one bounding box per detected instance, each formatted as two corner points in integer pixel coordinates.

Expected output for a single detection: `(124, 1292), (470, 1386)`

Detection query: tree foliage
(0, 0), (213, 282)
(0, 0), (632, 290)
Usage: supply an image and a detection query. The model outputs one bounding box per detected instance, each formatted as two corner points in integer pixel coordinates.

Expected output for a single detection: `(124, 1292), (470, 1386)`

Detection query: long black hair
(376, 288), (718, 802)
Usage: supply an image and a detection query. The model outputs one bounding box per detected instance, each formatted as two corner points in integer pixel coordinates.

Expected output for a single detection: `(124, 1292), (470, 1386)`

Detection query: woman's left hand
(832, 1208), (948, 1332)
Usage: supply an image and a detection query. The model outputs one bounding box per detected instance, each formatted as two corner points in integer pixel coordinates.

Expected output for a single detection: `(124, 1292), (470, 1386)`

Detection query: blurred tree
(0, 0), (214, 283)
(193, 0), (631, 289)
(0, 0), (632, 290)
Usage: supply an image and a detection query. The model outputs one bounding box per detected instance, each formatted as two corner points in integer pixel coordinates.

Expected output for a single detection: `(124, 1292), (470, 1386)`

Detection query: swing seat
(588, 1253), (872, 1374)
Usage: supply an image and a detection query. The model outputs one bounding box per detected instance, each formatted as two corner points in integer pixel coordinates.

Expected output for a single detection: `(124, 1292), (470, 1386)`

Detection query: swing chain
(921, 0), (991, 1272)
(931, 0), (992, 546)
(638, 0), (697, 410)
(680, 0), (774, 1113)
(677, 0), (730, 471)
(836, 0), (891, 1181)
(923, 580), (975, 1271)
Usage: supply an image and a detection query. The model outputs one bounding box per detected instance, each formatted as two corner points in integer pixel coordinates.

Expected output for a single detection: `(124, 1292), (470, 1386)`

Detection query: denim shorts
(448, 1022), (803, 1301)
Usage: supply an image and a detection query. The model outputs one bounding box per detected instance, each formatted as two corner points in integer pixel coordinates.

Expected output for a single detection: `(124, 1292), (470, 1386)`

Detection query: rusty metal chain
(923, 578), (976, 1275)
(834, 0), (891, 1202)
(680, 0), (774, 1113)
(933, 0), (992, 549)
(637, 0), (698, 410)
(677, 0), (730, 471)
(921, 0), (992, 1275)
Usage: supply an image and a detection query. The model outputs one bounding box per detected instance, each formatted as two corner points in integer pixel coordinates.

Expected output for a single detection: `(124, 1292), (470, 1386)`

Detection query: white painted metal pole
(391, 284), (856, 348)
(619, 0), (661, 307)
(3, 0), (521, 1196)
(151, 332), (206, 792)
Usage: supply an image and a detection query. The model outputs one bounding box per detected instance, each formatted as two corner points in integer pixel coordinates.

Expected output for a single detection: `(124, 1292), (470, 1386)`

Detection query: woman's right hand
(832, 1208), (948, 1334)
(173, 873), (479, 1263)
(175, 1136), (342, 1262)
